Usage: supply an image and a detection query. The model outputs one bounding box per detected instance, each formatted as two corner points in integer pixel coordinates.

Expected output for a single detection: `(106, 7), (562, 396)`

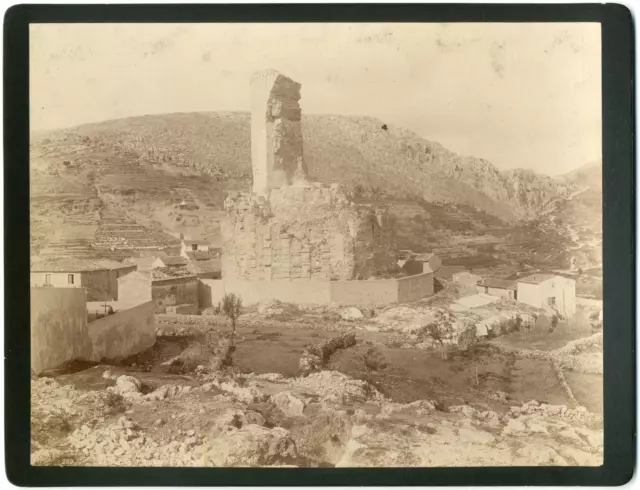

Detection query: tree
(220, 293), (242, 346)
(422, 310), (456, 360)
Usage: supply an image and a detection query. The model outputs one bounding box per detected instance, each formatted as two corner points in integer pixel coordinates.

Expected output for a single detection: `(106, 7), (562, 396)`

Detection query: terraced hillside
(30, 112), (598, 274)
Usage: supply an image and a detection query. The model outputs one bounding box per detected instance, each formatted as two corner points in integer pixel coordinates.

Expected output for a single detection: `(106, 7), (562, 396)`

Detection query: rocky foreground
(32, 366), (603, 468)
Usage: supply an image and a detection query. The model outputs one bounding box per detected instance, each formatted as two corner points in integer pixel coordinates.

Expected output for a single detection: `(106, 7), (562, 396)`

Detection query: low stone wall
(86, 301), (155, 362)
(330, 279), (398, 305)
(31, 287), (156, 374)
(196, 273), (434, 307)
(330, 273), (433, 306)
(31, 288), (90, 375)
(224, 278), (332, 306)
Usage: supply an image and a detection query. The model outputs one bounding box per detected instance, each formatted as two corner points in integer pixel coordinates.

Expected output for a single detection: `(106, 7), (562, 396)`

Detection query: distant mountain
(32, 112), (574, 223)
(561, 161), (602, 191)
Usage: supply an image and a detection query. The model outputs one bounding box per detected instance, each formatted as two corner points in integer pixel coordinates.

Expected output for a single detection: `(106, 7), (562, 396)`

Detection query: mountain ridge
(31, 111), (576, 223)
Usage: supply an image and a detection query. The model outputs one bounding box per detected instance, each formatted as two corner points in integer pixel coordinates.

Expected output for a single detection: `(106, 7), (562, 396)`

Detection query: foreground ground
(32, 298), (603, 468)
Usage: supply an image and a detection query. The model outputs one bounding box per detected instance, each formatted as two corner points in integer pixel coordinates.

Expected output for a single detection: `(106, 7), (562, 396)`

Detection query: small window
(192, 244), (198, 251)
(548, 297), (556, 306)
(45, 274), (51, 285)
(68, 274), (74, 285)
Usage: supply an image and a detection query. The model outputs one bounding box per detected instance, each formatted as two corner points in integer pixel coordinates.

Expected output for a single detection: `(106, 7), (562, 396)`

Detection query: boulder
(272, 391), (306, 418)
(200, 425), (298, 467)
(109, 375), (143, 401)
(340, 307), (364, 321)
(502, 418), (528, 437)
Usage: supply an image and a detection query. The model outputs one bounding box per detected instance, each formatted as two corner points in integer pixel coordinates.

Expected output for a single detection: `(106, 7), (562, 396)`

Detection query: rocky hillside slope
(31, 367), (603, 468)
(32, 112), (573, 222)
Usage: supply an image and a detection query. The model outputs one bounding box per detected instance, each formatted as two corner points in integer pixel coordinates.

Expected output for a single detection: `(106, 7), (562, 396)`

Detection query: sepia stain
(490, 42), (506, 78)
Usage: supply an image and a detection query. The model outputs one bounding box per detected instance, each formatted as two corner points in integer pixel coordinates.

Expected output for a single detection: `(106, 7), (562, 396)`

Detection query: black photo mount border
(4, 3), (635, 486)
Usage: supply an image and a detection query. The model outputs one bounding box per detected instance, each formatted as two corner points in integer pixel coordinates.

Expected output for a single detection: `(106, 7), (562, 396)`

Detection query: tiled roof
(31, 257), (129, 272)
(517, 273), (557, 285)
(191, 258), (221, 274)
(152, 267), (196, 281)
(477, 278), (517, 290)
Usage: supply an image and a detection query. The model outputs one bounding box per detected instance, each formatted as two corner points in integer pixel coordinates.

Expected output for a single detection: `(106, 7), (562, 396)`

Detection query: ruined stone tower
(250, 70), (308, 197)
(221, 70), (399, 290)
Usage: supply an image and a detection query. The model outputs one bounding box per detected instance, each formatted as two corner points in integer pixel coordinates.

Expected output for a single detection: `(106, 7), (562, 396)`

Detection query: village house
(399, 252), (442, 276)
(180, 235), (210, 256)
(30, 258), (136, 301)
(150, 267), (199, 314)
(476, 277), (517, 299)
(516, 273), (576, 319)
(412, 253), (442, 273)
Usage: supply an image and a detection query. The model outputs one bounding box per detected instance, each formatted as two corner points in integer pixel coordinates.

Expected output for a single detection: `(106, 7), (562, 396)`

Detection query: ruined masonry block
(251, 70), (308, 196)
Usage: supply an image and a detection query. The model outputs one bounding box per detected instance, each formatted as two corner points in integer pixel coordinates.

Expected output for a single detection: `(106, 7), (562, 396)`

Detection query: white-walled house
(516, 273), (576, 319)
(180, 237), (210, 255)
(476, 278), (517, 299)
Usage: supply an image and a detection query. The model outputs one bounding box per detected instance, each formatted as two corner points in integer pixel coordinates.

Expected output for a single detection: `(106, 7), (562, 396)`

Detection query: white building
(516, 273), (576, 319)
(476, 278), (517, 299)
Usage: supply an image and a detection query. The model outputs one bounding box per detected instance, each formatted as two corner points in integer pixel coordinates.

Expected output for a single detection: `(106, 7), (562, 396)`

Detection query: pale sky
(30, 23), (601, 175)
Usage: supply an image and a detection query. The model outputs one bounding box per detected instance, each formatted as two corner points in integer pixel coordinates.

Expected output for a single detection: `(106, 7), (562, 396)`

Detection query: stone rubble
(32, 366), (603, 468)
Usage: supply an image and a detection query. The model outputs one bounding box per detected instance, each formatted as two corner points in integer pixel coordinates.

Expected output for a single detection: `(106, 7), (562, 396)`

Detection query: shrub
(513, 314), (523, 332)
(419, 311), (456, 359)
(457, 325), (477, 349)
(362, 347), (388, 372)
(104, 392), (126, 414)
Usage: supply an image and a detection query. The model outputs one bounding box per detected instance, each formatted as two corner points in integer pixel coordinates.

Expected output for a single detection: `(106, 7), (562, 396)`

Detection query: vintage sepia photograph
(28, 21), (606, 469)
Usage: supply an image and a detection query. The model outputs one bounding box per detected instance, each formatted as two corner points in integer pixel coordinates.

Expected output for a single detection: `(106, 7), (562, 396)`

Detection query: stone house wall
(151, 276), (199, 313)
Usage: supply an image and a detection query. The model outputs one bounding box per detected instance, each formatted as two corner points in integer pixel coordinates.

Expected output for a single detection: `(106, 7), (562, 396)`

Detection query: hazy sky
(30, 23), (601, 175)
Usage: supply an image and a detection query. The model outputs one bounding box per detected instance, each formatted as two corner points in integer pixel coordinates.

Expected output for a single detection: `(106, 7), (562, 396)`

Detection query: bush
(104, 392), (126, 414)
(362, 347), (388, 372)
(457, 325), (477, 349)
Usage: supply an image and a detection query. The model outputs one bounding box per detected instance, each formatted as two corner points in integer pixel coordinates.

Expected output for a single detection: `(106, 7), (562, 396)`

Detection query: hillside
(33, 112), (573, 221)
(30, 112), (598, 275)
